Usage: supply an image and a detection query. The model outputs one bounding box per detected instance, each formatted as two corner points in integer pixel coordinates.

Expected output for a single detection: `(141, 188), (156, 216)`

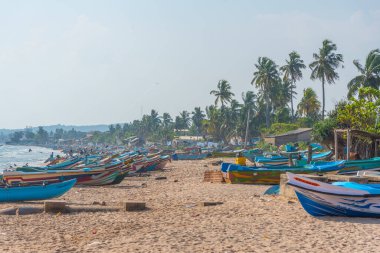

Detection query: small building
(264, 128), (312, 146)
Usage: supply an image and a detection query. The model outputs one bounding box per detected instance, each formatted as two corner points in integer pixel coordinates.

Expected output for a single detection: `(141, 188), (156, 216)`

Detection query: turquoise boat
(255, 151), (333, 166)
(338, 157), (380, 174)
(172, 153), (210, 160)
(0, 179), (76, 202)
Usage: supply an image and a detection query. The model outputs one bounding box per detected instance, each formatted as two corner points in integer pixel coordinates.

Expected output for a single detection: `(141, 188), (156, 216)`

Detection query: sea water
(0, 145), (63, 172)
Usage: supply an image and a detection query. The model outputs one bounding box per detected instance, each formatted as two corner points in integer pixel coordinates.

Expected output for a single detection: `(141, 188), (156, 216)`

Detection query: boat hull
(221, 161), (344, 185)
(0, 179), (76, 202)
(295, 189), (380, 217)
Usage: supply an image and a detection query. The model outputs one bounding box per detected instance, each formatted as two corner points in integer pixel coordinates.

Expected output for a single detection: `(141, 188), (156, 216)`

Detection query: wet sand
(0, 158), (380, 252)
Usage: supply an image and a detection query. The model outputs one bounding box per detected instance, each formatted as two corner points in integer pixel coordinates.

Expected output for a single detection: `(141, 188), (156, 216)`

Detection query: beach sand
(0, 158), (380, 252)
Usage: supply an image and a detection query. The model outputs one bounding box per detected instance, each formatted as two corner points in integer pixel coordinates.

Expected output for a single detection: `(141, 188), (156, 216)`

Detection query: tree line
(93, 40), (380, 145)
(9, 40), (380, 146)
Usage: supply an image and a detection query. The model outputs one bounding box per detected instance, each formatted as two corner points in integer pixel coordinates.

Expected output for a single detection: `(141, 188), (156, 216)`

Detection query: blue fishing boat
(255, 151), (332, 166)
(286, 172), (380, 217)
(221, 160), (345, 184)
(0, 179), (76, 202)
(172, 152), (210, 160)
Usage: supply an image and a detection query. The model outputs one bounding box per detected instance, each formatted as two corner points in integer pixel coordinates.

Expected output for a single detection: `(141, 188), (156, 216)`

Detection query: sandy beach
(1, 158), (380, 253)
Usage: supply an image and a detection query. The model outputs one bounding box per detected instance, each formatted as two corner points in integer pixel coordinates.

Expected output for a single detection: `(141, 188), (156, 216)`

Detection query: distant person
(29, 148), (32, 152)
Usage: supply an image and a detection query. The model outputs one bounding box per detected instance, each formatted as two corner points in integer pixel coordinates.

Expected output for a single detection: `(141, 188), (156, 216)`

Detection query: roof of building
(266, 128), (312, 138)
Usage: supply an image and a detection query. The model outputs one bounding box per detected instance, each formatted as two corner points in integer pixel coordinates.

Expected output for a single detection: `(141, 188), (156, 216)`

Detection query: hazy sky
(0, 0), (379, 129)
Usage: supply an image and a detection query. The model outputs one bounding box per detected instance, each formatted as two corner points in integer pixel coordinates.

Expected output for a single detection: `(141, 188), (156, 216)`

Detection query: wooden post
(347, 129), (351, 161)
(334, 129), (338, 161)
(288, 154), (294, 166)
(244, 109), (250, 148)
(307, 145), (312, 164)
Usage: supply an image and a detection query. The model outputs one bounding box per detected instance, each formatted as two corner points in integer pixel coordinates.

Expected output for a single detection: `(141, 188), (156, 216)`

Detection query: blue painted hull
(172, 153), (209, 160)
(0, 179), (76, 202)
(295, 190), (380, 217)
(287, 172), (380, 217)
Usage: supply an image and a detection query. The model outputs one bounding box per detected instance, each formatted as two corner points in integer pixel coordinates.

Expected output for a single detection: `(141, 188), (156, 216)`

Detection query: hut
(264, 128), (312, 146)
(334, 129), (380, 160)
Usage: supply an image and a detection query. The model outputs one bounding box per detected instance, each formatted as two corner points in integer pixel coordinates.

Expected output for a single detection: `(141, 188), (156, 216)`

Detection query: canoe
(172, 153), (210, 160)
(0, 179), (76, 202)
(221, 160), (345, 185)
(338, 157), (380, 175)
(255, 151), (333, 166)
(286, 172), (380, 217)
(4, 162), (123, 186)
(211, 151), (236, 158)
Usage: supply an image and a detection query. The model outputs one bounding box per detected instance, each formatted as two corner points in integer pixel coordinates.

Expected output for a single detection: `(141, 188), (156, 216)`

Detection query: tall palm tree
(309, 39), (344, 120)
(210, 80), (235, 107)
(297, 88), (321, 119)
(162, 113), (173, 128)
(347, 49), (380, 99)
(280, 51), (306, 120)
(191, 107), (205, 135)
(149, 109), (161, 129)
(179, 110), (191, 129)
(251, 57), (280, 127)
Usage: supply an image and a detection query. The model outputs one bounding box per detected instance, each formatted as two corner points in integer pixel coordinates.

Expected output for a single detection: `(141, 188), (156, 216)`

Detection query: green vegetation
(7, 41), (380, 147)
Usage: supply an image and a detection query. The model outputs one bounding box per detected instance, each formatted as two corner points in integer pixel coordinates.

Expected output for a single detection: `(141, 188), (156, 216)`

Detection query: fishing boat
(0, 179), (76, 202)
(211, 151), (236, 158)
(255, 151), (333, 166)
(242, 148), (263, 162)
(4, 161), (124, 186)
(221, 160), (345, 185)
(172, 152), (210, 160)
(338, 157), (380, 174)
(286, 172), (380, 217)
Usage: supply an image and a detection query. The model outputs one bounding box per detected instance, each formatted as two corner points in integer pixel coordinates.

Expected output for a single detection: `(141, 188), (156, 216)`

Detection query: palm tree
(179, 110), (191, 129)
(162, 113), (173, 128)
(280, 51), (306, 120)
(191, 107), (205, 135)
(251, 57), (280, 127)
(347, 49), (380, 99)
(149, 109), (161, 129)
(309, 39), (344, 120)
(210, 80), (235, 107)
(297, 88), (321, 119)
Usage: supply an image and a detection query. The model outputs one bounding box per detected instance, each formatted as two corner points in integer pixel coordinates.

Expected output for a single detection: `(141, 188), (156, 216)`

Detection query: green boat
(338, 157), (380, 174)
(221, 161), (346, 185)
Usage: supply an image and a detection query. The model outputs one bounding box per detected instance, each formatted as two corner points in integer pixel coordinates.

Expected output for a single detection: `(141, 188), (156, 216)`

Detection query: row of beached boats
(0, 151), (171, 202)
(216, 147), (380, 217)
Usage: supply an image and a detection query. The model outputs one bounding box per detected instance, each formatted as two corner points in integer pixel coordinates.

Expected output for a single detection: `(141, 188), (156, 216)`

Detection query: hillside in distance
(0, 124), (111, 135)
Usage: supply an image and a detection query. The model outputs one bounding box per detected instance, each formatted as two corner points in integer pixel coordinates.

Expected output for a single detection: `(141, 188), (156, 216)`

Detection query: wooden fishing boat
(221, 160), (345, 185)
(338, 157), (380, 174)
(172, 152), (210, 160)
(286, 172), (380, 217)
(0, 179), (76, 202)
(155, 155), (171, 170)
(211, 151), (236, 158)
(255, 151), (333, 166)
(4, 161), (123, 186)
(242, 149), (263, 162)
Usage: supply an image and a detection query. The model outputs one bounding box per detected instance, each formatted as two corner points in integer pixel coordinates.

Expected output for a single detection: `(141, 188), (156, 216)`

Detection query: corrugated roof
(266, 128), (312, 138)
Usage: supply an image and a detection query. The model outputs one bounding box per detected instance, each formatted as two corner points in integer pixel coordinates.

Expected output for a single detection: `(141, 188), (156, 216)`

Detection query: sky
(0, 0), (379, 129)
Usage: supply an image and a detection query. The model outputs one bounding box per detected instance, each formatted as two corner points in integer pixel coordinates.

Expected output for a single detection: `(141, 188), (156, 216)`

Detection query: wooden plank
(122, 202), (146, 211)
(44, 200), (67, 213)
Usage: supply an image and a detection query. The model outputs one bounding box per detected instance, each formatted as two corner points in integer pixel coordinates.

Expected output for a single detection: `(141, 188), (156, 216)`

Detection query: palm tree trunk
(290, 86), (294, 121)
(322, 78), (325, 120)
(265, 96), (270, 128)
